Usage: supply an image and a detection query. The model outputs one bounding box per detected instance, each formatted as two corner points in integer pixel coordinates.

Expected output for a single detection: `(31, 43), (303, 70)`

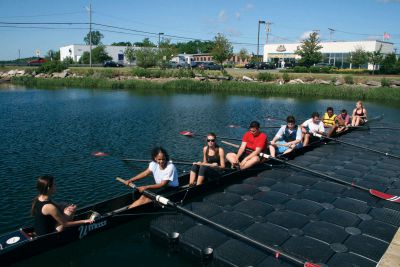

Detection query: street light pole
(257, 20), (266, 62)
(89, 3), (92, 68)
(158, 32), (164, 47)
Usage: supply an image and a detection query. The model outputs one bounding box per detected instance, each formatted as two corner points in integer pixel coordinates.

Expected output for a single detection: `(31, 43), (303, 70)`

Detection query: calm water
(1, 85), (400, 266)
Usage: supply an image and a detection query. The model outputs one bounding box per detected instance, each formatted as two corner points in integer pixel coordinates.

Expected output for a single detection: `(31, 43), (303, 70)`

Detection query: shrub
(293, 66), (308, 73)
(344, 75), (354, 84)
(282, 72), (291, 83)
(131, 67), (151, 78)
(381, 78), (390, 87)
(309, 66), (320, 73)
(257, 72), (275, 82)
(37, 61), (68, 74)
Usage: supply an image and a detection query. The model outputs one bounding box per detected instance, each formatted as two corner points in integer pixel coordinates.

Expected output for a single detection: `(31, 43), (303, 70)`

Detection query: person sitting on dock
(226, 121), (267, 169)
(351, 100), (367, 126)
(269, 115), (302, 157)
(301, 112), (325, 146)
(123, 147), (179, 209)
(31, 175), (93, 236)
(189, 133), (226, 186)
(322, 107), (337, 137)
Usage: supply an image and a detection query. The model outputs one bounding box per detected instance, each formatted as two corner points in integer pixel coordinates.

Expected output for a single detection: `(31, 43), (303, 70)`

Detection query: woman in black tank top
(351, 100), (367, 126)
(189, 133), (226, 186)
(31, 175), (93, 236)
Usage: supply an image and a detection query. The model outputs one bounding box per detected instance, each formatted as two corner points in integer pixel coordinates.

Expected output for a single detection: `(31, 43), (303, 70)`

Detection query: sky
(0, 0), (399, 60)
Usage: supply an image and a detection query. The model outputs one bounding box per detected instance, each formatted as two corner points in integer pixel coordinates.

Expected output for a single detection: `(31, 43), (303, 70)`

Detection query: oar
(313, 133), (400, 160)
(116, 178), (320, 267)
(122, 158), (234, 171)
(179, 131), (242, 141)
(227, 124), (283, 129)
(349, 126), (400, 130)
(221, 140), (400, 203)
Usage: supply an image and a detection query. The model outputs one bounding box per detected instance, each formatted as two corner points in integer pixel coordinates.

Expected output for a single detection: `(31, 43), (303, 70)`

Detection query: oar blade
(91, 151), (108, 157)
(179, 131), (194, 137)
(227, 124), (241, 128)
(369, 189), (400, 203)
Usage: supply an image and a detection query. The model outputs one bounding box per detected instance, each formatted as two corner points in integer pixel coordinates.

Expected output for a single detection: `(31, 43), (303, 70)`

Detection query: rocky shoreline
(1, 68), (400, 88)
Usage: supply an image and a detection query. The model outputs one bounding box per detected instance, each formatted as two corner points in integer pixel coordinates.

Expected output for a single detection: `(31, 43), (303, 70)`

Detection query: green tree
(124, 46), (136, 64)
(295, 32), (323, 67)
(134, 38), (156, 47)
(349, 47), (368, 69)
(238, 48), (249, 62)
(379, 52), (396, 74)
(111, 41), (132, 46)
(211, 33), (233, 70)
(368, 45), (383, 75)
(45, 49), (60, 61)
(79, 45), (111, 64)
(158, 38), (178, 68)
(133, 47), (159, 68)
(84, 30), (104, 45)
(175, 40), (215, 54)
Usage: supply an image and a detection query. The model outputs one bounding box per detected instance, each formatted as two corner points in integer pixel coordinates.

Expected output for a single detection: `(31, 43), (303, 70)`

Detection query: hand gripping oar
(313, 133), (400, 160)
(179, 131), (242, 141)
(221, 140), (400, 203)
(117, 179), (321, 267)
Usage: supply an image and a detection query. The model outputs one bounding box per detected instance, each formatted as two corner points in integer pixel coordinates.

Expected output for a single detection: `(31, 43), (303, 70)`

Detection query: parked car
(198, 62), (222, 70)
(244, 62), (256, 69)
(27, 58), (47, 66)
(104, 61), (124, 67)
(167, 61), (189, 69)
(255, 62), (275, 70)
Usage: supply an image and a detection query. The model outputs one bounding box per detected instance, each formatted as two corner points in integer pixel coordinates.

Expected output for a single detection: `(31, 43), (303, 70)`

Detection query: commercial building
(60, 44), (136, 64)
(263, 40), (394, 69)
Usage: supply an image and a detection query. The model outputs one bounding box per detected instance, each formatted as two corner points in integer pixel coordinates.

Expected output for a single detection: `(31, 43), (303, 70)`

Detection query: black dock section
(150, 127), (400, 266)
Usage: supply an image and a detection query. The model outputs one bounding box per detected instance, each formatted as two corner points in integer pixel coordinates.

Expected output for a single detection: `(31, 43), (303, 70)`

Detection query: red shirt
(242, 131), (268, 151)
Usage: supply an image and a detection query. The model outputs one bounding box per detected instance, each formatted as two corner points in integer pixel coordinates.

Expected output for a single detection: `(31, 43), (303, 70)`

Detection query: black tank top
(205, 147), (220, 165)
(356, 108), (364, 117)
(34, 199), (58, 236)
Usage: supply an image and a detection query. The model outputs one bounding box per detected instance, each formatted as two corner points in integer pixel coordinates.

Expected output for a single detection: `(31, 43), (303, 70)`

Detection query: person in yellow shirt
(322, 107), (337, 137)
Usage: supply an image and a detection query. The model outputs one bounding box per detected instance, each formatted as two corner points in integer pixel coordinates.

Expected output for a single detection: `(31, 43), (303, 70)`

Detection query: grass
(10, 76), (400, 101)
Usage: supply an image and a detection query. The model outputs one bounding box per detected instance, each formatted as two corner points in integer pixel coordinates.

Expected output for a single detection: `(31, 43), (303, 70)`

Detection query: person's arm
(137, 180), (169, 192)
(318, 122), (325, 135)
(236, 142), (247, 160)
(363, 109), (368, 119)
(352, 108), (357, 117)
(44, 204), (91, 230)
(271, 127), (284, 145)
(126, 168), (151, 185)
(218, 147), (225, 168)
(201, 146), (207, 164)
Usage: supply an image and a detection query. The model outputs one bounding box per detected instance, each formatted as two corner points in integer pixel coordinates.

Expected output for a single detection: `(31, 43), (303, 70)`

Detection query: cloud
(218, 10), (227, 22)
(235, 12), (241, 20)
(245, 3), (254, 10)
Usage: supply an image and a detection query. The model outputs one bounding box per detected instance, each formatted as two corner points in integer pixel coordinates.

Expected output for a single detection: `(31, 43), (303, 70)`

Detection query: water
(1, 85), (399, 266)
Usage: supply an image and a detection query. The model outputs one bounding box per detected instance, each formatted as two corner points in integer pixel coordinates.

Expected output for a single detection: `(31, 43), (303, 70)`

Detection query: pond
(1, 85), (399, 266)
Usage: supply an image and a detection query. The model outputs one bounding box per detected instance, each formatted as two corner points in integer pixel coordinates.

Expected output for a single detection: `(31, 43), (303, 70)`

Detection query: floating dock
(150, 127), (400, 266)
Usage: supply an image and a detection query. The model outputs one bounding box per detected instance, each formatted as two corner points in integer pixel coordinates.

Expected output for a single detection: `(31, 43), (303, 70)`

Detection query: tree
(238, 48), (249, 62)
(124, 46), (136, 64)
(211, 33), (233, 70)
(133, 47), (159, 68)
(368, 45), (383, 75)
(158, 38), (178, 68)
(133, 38), (156, 47)
(45, 49), (60, 61)
(380, 53), (397, 74)
(84, 30), (104, 45)
(349, 47), (368, 69)
(111, 42), (132, 46)
(295, 32), (323, 67)
(175, 40), (215, 54)
(80, 45), (111, 64)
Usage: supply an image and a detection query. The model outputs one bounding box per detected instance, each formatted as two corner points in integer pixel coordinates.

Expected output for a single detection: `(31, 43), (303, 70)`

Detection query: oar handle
(116, 177), (137, 189)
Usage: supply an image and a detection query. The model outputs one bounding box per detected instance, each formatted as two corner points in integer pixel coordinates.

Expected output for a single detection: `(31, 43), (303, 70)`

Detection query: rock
(365, 80), (381, 87)
(242, 75), (253, 81)
(194, 73), (203, 77)
(287, 79), (304, 84)
(217, 76), (230, 81)
(334, 80), (343, 86)
(389, 80), (400, 86)
(16, 70), (25, 75)
(315, 79), (330, 85)
(35, 73), (47, 78)
(194, 76), (206, 81)
(7, 70), (17, 76)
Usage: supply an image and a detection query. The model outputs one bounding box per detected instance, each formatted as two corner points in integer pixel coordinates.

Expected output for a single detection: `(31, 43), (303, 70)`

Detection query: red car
(27, 58), (47, 66)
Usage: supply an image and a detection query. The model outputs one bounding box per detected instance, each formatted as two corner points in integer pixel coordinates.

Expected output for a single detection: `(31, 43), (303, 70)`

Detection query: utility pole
(265, 21), (272, 63)
(328, 28), (335, 65)
(257, 20), (266, 62)
(89, 3), (92, 68)
(158, 32), (164, 47)
(18, 49), (20, 62)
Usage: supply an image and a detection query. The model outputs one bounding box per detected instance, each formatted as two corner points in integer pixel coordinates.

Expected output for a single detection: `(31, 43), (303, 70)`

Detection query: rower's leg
(189, 164), (200, 186)
(128, 195), (151, 209)
(269, 145), (276, 157)
(197, 176), (205, 185)
(303, 133), (310, 147)
(327, 125), (336, 137)
(226, 152), (239, 167)
(240, 156), (260, 170)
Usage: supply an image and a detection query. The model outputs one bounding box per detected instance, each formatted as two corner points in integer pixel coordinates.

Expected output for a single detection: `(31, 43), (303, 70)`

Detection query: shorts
(276, 141), (302, 154)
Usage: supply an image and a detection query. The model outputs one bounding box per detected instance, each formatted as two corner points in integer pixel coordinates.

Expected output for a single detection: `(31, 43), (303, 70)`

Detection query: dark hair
(341, 109), (347, 114)
(249, 121), (260, 129)
(151, 146), (169, 162)
(31, 175), (54, 216)
(286, 115), (296, 124)
(327, 107), (334, 112)
(206, 132), (219, 147)
(311, 112), (320, 118)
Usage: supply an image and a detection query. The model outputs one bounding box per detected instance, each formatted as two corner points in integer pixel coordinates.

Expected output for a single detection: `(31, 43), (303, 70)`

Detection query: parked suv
(245, 62), (256, 69)
(255, 62), (275, 70)
(104, 61), (124, 67)
(198, 62), (222, 70)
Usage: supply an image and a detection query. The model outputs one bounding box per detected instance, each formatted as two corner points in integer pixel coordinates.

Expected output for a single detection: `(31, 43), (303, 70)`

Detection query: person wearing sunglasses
(269, 115), (302, 157)
(301, 112), (325, 147)
(189, 133), (226, 186)
(226, 121), (268, 169)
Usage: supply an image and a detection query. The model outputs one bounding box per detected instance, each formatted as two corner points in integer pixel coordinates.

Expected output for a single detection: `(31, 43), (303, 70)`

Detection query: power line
(0, 11), (86, 19)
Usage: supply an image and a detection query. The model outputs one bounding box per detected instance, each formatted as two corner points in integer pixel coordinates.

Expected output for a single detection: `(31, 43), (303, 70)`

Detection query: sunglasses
(207, 139), (216, 142)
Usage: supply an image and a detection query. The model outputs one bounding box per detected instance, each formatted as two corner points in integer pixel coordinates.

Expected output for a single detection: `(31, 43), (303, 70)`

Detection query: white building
(60, 44), (136, 64)
(263, 40), (394, 69)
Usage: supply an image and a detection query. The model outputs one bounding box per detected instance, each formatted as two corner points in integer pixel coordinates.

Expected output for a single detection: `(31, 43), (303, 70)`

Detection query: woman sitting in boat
(351, 100), (367, 126)
(189, 133), (225, 186)
(123, 147), (179, 209)
(301, 112), (325, 146)
(269, 115), (302, 157)
(31, 175), (93, 236)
